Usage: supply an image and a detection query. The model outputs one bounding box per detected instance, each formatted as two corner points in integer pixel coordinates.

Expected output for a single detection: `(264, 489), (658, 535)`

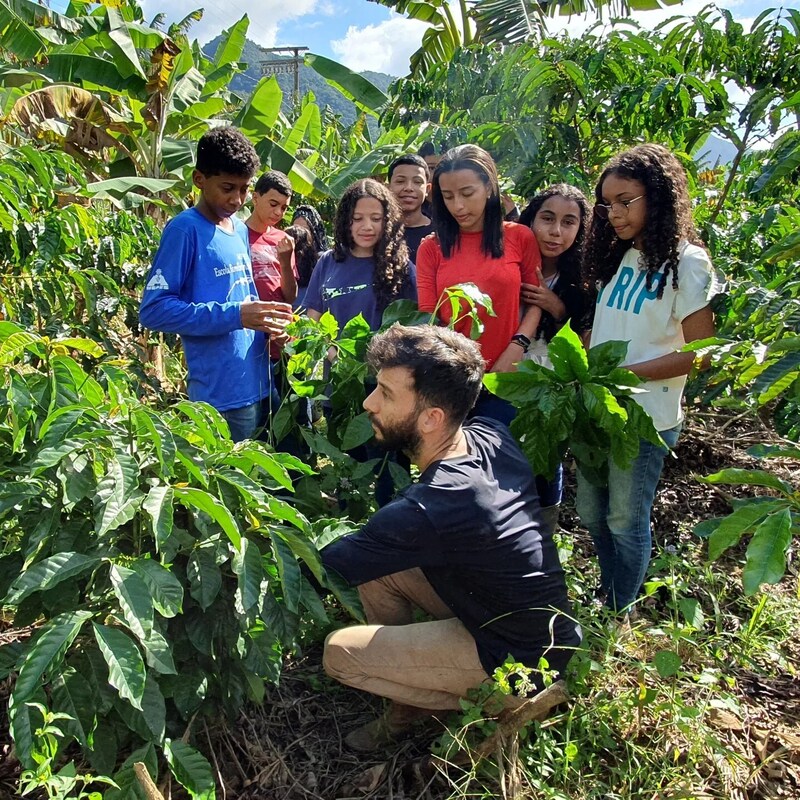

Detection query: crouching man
(320, 324), (580, 751)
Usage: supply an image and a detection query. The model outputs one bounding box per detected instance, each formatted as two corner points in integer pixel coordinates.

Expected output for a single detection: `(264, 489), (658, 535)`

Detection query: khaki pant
(323, 568), (493, 710)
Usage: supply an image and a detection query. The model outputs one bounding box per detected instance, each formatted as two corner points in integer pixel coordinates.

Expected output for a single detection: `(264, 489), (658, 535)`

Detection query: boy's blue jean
(575, 424), (681, 614)
(221, 389), (281, 443)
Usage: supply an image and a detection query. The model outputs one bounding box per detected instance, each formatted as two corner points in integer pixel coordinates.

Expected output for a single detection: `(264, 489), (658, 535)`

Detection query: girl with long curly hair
(519, 183), (592, 365)
(417, 145), (542, 423)
(578, 143), (725, 618)
(304, 179), (415, 332)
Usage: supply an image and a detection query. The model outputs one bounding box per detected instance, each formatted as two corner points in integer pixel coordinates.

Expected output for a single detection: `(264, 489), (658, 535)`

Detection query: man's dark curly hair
(519, 183), (590, 290)
(332, 179), (411, 311)
(195, 126), (260, 178)
(583, 143), (701, 299)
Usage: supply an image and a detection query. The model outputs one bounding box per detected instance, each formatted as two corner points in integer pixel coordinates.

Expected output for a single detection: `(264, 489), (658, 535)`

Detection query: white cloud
(140, 0), (317, 49)
(331, 14), (429, 76)
(546, 0), (748, 39)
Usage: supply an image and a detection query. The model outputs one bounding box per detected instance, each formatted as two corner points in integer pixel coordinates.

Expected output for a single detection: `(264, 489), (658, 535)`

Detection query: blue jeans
(575, 424), (681, 614)
(221, 389), (281, 443)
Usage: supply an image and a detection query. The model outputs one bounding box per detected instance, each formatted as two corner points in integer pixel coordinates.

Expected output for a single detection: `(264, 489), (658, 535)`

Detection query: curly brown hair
(333, 179), (411, 310)
(583, 143), (701, 299)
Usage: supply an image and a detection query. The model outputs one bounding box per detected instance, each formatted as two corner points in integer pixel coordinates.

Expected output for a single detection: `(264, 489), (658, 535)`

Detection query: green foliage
(0, 146), (158, 356)
(694, 444), (799, 595)
(484, 324), (662, 483)
(0, 321), (350, 788)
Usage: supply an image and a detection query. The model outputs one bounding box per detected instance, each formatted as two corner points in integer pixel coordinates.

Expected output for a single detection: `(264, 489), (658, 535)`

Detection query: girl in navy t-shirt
(305, 179), (416, 332)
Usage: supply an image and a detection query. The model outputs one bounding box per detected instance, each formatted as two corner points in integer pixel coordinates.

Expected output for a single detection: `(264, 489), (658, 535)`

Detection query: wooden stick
(134, 763), (165, 800)
(474, 680), (569, 760)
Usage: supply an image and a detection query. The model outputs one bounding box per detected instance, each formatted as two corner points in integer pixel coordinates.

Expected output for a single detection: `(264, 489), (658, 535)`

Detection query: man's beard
(368, 412), (421, 456)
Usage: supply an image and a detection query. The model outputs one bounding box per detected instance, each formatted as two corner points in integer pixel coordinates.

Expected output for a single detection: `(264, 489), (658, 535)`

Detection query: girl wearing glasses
(578, 143), (724, 619)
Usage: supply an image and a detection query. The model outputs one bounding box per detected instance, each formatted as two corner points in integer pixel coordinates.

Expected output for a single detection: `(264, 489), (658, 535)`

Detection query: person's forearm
(627, 351), (698, 381)
(280, 260), (298, 303)
(517, 305), (542, 338)
(140, 296), (241, 336)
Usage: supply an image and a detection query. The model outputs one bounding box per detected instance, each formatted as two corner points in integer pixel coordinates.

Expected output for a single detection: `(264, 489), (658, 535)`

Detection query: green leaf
(140, 673), (166, 744)
(548, 323), (589, 382)
(187, 549), (222, 611)
(653, 650), (682, 678)
(143, 486), (175, 553)
(305, 53), (388, 115)
(92, 623), (146, 710)
(236, 446), (294, 491)
(139, 627), (177, 675)
(340, 411), (375, 451)
(679, 598), (705, 630)
(213, 15), (249, 67)
(236, 76), (282, 136)
(110, 564), (155, 642)
(270, 534), (302, 613)
(8, 694), (37, 769)
(742, 509), (794, 595)
(699, 468), (792, 495)
(163, 739), (216, 800)
(587, 339), (630, 377)
(95, 453), (144, 537)
(174, 487), (241, 548)
(107, 743), (158, 800)
(85, 177), (178, 198)
(580, 383), (627, 432)
(5, 552), (100, 605)
(707, 500), (785, 561)
(129, 558), (183, 618)
(232, 537), (264, 613)
(13, 610), (92, 702)
(274, 525), (324, 582)
(51, 667), (95, 749)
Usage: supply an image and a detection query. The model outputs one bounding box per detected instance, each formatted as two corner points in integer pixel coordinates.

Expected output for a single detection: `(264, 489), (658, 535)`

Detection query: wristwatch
(511, 333), (531, 352)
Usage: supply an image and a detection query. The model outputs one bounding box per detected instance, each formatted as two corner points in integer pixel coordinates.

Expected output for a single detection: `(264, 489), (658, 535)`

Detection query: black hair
(431, 144), (504, 259)
(284, 224), (317, 289)
(519, 183), (590, 289)
(195, 126), (259, 178)
(583, 143), (701, 298)
(388, 154), (430, 182)
(254, 170), (292, 198)
(366, 324), (484, 428)
(333, 179), (410, 311)
(418, 141), (436, 158)
(291, 204), (327, 254)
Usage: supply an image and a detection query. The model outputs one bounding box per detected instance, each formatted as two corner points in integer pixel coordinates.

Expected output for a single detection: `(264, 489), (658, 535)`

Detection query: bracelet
(511, 333), (531, 352)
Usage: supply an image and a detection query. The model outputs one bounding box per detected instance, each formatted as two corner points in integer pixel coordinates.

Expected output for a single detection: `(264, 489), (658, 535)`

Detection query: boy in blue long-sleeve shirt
(140, 126), (293, 441)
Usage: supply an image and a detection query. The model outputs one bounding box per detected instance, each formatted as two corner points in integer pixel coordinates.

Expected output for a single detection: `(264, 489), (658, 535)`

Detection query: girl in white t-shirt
(577, 143), (724, 617)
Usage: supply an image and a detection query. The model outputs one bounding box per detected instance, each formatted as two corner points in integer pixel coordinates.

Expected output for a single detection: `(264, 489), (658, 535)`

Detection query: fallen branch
(134, 762), (165, 800)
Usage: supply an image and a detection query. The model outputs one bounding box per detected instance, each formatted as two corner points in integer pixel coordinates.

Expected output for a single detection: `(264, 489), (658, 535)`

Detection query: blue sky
(50, 0), (800, 77)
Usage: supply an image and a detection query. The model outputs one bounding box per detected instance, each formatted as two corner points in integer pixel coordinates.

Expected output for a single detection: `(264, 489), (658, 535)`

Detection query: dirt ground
(0, 408), (797, 800)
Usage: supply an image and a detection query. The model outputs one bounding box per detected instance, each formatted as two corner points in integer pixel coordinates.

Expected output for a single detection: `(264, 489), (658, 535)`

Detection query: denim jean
(575, 424), (681, 614)
(221, 389), (281, 443)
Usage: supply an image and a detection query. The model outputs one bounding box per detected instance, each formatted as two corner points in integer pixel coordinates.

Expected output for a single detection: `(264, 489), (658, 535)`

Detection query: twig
(134, 763), (165, 800)
(204, 719), (227, 800)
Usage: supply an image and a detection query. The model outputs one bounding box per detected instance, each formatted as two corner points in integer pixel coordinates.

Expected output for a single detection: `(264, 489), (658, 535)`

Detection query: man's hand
(277, 234), (294, 267)
(240, 300), (294, 336)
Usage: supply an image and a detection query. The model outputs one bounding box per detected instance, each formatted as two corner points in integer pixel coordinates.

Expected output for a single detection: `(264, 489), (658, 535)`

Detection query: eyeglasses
(594, 195), (644, 220)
